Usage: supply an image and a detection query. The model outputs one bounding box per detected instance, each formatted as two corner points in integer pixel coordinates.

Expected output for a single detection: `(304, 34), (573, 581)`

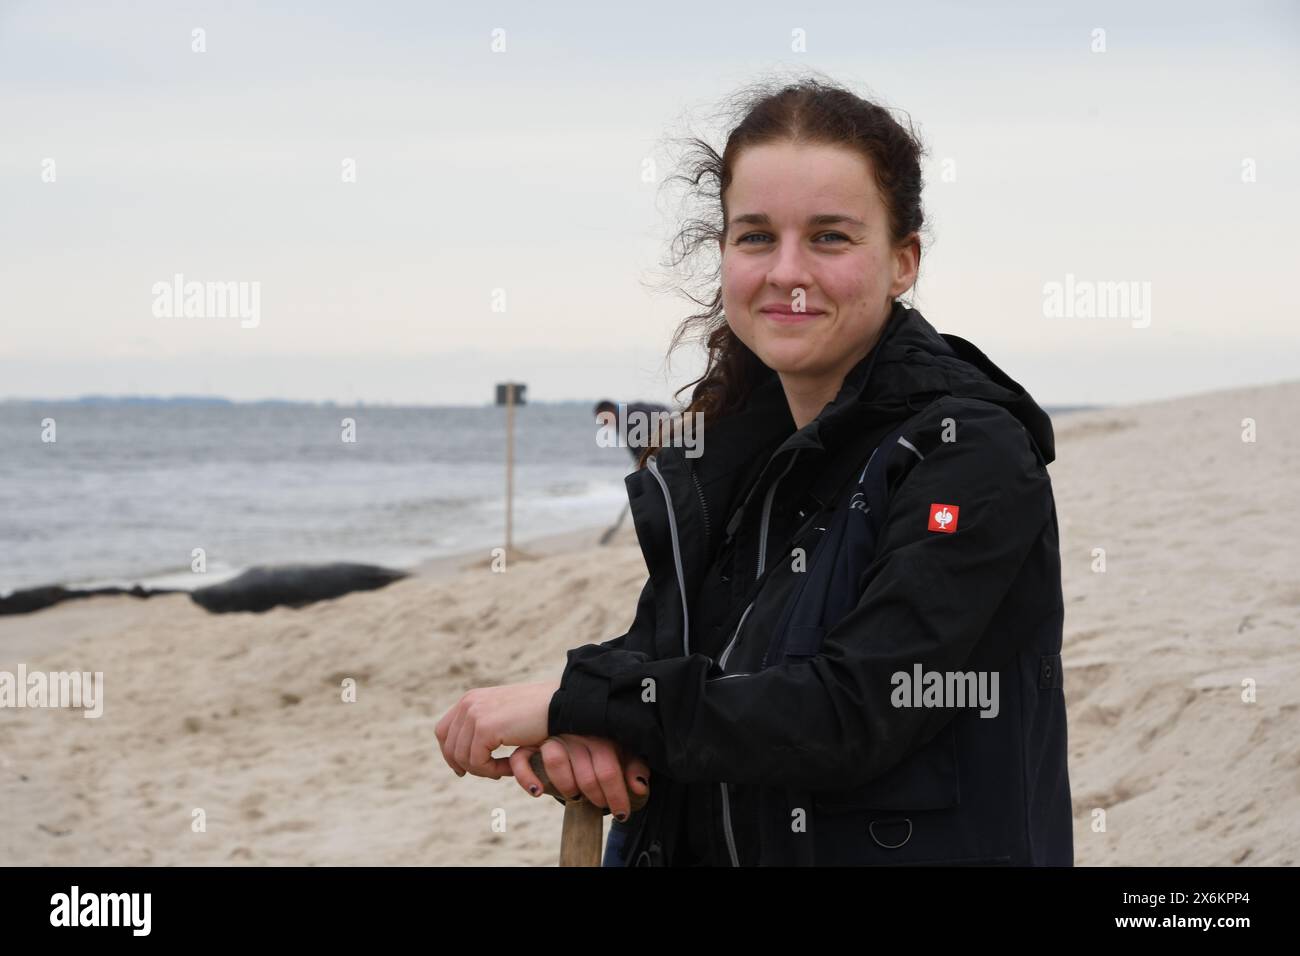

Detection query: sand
(1, 380), (1297, 866)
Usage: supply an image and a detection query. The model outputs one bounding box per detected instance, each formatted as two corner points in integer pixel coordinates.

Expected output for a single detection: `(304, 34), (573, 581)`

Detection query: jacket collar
(676, 297), (1056, 476)
(656, 298), (913, 489)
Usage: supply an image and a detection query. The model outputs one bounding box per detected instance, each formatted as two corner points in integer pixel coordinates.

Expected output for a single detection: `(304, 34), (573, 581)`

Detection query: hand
(510, 734), (650, 822)
(435, 679), (560, 779)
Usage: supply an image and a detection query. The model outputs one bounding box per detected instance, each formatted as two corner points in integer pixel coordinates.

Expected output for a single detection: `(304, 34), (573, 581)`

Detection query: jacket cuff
(547, 666), (611, 737)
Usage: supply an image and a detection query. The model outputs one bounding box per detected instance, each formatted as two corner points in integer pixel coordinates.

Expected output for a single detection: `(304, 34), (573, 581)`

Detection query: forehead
(726, 141), (882, 217)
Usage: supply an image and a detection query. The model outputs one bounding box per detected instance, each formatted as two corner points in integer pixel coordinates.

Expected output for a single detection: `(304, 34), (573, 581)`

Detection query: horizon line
(0, 392), (1109, 413)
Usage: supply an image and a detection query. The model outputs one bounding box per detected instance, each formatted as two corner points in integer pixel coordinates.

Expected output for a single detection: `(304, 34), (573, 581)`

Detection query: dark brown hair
(636, 75), (927, 469)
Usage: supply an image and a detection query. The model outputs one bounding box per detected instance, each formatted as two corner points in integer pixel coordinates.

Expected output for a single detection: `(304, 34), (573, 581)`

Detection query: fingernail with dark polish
(615, 812), (628, 822)
(635, 776), (648, 787)
(528, 785), (539, 795)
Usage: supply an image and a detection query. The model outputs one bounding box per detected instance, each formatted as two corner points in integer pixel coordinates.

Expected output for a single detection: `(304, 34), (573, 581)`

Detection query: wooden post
(505, 385), (514, 558)
(495, 382), (525, 561)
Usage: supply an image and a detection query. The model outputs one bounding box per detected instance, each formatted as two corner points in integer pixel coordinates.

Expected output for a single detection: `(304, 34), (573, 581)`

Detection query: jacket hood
(743, 299), (1055, 467)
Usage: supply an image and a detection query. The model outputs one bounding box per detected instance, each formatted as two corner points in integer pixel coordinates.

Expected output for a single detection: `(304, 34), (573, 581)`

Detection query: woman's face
(719, 141), (918, 390)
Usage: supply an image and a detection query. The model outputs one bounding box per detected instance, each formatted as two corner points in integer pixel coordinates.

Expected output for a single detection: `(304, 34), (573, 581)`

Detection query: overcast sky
(2, 0), (1297, 407)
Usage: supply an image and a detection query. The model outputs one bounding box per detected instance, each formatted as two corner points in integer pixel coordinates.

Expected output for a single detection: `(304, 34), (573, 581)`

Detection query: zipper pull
(634, 840), (664, 867)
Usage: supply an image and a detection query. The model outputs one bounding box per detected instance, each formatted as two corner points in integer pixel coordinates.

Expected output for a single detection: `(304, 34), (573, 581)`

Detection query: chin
(754, 346), (823, 376)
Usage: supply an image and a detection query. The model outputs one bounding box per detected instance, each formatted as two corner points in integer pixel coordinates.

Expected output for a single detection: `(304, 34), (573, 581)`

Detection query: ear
(890, 232), (920, 298)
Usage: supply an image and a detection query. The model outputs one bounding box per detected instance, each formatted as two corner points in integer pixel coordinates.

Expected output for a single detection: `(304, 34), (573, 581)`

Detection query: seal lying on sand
(0, 584), (179, 616)
(189, 563), (408, 614)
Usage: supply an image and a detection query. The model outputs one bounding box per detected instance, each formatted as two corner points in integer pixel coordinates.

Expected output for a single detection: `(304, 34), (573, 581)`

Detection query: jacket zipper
(648, 453), (744, 866)
(756, 451), (800, 577)
(648, 448), (801, 866)
(716, 448), (801, 867)
(713, 450), (800, 677)
(646, 456), (691, 657)
(689, 466), (712, 546)
(716, 602), (753, 672)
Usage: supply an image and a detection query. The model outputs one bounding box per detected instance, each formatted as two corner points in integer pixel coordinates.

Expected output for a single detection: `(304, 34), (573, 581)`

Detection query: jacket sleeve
(547, 400), (1055, 790)
(547, 573), (656, 733)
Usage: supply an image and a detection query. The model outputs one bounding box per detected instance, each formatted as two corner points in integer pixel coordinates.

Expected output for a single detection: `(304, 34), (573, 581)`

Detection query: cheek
(721, 255), (760, 302)
(822, 251), (888, 303)
(720, 257), (760, 330)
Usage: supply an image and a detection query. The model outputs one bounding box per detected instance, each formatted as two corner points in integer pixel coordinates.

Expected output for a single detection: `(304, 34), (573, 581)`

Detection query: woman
(435, 78), (1074, 866)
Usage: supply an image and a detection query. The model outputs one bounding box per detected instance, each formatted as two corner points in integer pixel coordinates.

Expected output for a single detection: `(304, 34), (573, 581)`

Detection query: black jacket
(548, 300), (1074, 866)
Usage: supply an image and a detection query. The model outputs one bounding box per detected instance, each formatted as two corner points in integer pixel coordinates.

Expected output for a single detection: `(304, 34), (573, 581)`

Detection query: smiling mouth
(760, 308), (825, 325)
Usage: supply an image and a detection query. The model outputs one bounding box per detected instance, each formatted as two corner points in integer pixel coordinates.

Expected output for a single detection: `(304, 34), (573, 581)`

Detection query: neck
(778, 330), (884, 430)
(778, 374), (842, 430)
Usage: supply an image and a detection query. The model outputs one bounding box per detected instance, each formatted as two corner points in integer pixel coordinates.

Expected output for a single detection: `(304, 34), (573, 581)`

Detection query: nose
(764, 237), (815, 298)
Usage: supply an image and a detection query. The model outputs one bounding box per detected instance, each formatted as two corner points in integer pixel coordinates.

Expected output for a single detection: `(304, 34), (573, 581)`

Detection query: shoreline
(0, 519), (632, 612)
(409, 520), (635, 581)
(0, 519), (636, 670)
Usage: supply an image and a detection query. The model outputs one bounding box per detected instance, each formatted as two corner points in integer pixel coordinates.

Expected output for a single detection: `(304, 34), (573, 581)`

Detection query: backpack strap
(758, 413), (926, 668)
(860, 421), (918, 543)
(802, 418), (904, 519)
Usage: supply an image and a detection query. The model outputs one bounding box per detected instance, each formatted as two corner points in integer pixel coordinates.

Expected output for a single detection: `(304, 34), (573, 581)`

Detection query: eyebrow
(728, 213), (866, 228)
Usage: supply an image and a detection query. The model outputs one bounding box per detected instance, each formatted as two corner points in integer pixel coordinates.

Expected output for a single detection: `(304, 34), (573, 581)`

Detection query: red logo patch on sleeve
(928, 503), (959, 533)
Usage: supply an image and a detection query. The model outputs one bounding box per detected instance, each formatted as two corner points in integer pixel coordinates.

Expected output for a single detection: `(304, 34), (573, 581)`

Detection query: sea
(0, 399), (634, 595)
(0, 398), (1091, 595)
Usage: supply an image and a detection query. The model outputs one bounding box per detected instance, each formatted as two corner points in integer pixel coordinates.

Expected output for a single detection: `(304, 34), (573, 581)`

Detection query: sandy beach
(2, 380), (1297, 866)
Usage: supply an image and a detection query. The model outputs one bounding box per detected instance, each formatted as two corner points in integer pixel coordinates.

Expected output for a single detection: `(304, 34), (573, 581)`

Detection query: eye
(735, 231), (848, 245)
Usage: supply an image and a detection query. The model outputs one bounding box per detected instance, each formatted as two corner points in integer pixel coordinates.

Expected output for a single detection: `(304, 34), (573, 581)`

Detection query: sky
(1, 0), (1297, 407)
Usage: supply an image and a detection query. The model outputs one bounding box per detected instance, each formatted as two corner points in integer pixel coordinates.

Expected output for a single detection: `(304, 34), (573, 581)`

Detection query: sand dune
(2, 380), (1297, 865)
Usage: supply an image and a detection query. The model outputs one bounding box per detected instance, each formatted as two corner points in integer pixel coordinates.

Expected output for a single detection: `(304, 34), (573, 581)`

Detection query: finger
(540, 736), (580, 801)
(468, 724), (507, 779)
(450, 708), (476, 777)
(604, 737), (648, 797)
(438, 708), (467, 776)
(562, 735), (606, 809)
(434, 706), (453, 743)
(625, 753), (652, 796)
(509, 747), (545, 797)
(588, 738), (631, 820)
